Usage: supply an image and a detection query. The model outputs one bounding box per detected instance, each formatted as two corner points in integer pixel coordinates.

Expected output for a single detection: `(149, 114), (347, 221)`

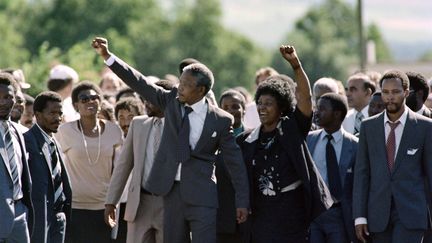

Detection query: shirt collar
(35, 123), (54, 142)
(320, 128), (343, 144)
(416, 104), (427, 115)
(187, 97), (206, 114)
(383, 106), (409, 127)
(357, 105), (369, 117)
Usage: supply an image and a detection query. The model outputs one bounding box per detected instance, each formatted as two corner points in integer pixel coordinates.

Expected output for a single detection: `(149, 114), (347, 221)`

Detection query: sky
(219, 0), (432, 61)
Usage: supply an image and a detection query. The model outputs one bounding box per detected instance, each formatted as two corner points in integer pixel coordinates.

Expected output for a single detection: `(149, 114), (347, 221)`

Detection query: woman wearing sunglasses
(56, 81), (123, 243)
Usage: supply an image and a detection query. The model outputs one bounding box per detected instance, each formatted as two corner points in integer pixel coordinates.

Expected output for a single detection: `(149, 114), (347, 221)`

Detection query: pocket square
(407, 148), (418, 155)
(211, 131), (217, 137)
(347, 168), (353, 173)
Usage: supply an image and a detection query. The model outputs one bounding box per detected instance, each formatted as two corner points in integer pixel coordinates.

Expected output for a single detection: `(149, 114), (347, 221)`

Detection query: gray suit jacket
(0, 121), (33, 238)
(307, 128), (358, 241)
(353, 110), (432, 232)
(109, 58), (249, 208)
(105, 115), (158, 221)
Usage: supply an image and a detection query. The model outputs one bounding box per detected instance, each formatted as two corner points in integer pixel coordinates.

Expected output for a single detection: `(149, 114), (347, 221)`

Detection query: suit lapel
(32, 126), (55, 185)
(193, 100), (216, 153)
(0, 132), (13, 181)
(138, 117), (153, 177)
(339, 131), (353, 186)
(307, 131), (321, 155)
(392, 111), (417, 174)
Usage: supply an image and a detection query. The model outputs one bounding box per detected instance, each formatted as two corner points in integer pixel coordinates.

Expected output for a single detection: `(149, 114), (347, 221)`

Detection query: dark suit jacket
(307, 128), (358, 242)
(0, 121), (33, 238)
(108, 57), (249, 208)
(24, 125), (72, 243)
(353, 109), (432, 232)
(237, 109), (333, 225)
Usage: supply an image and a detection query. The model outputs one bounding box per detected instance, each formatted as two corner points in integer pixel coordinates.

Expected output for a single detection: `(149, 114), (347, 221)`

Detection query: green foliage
(367, 23), (393, 62)
(271, 0), (390, 84)
(419, 50), (432, 62)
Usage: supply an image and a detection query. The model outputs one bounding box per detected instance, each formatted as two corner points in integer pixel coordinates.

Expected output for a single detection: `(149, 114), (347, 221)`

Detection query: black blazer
(237, 108), (333, 224)
(24, 125), (72, 243)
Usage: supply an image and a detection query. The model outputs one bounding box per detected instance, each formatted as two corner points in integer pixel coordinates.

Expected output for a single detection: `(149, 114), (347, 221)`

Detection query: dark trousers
(0, 200), (30, 243)
(371, 205), (424, 243)
(163, 183), (217, 243)
(65, 209), (111, 243)
(216, 232), (243, 243)
(309, 206), (349, 243)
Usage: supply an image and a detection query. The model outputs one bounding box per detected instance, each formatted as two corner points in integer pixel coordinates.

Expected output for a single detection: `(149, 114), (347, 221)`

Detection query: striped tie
(354, 112), (364, 135)
(3, 121), (21, 200)
(50, 140), (65, 211)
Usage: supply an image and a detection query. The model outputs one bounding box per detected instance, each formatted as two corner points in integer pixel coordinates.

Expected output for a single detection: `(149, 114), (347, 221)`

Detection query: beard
(385, 102), (403, 114)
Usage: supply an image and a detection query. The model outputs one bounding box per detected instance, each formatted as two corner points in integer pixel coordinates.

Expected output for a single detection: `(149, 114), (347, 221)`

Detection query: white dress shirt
(175, 98), (207, 181)
(342, 106), (369, 134)
(354, 107), (408, 226)
(312, 129), (343, 186)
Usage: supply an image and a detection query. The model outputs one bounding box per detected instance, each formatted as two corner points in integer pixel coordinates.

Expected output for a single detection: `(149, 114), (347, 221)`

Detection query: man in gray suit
(0, 72), (33, 243)
(307, 93), (358, 243)
(92, 37), (249, 243)
(353, 70), (432, 243)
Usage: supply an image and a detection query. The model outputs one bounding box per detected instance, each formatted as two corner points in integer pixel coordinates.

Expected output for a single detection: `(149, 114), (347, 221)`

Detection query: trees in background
(0, 0), (392, 97)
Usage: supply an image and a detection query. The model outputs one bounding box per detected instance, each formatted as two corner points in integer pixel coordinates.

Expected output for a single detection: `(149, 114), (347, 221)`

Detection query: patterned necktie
(153, 118), (162, 158)
(3, 121), (21, 200)
(354, 112), (364, 135)
(386, 121), (400, 171)
(177, 106), (193, 163)
(50, 140), (65, 211)
(326, 134), (342, 201)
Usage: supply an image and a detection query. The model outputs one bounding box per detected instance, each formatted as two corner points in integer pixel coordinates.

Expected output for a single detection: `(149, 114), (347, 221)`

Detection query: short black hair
(33, 91), (63, 113)
(99, 99), (115, 121)
(183, 63), (214, 95)
(47, 79), (73, 92)
(219, 89), (246, 109)
(115, 87), (137, 102)
(319, 93), (348, 122)
(114, 97), (144, 119)
(379, 70), (410, 91)
(372, 91), (382, 97)
(0, 72), (19, 94)
(255, 74), (297, 116)
(179, 58), (200, 74)
(71, 81), (102, 104)
(406, 71), (429, 102)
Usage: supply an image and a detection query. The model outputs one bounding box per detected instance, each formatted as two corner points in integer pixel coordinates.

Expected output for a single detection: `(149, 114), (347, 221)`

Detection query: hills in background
(219, 0), (432, 62)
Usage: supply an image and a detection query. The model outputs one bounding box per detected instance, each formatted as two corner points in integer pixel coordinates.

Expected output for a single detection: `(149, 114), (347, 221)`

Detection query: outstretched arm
(279, 45), (312, 118)
(92, 37), (174, 110)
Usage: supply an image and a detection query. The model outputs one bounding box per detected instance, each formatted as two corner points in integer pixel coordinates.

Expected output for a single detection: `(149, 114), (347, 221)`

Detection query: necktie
(153, 118), (162, 158)
(354, 112), (364, 135)
(386, 121), (400, 171)
(177, 106), (193, 163)
(3, 121), (21, 200)
(50, 140), (65, 211)
(326, 134), (342, 201)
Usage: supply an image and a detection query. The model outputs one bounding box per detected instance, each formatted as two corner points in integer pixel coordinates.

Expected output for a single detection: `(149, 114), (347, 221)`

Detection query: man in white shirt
(342, 73), (375, 135)
(93, 37), (249, 243)
(353, 70), (432, 243)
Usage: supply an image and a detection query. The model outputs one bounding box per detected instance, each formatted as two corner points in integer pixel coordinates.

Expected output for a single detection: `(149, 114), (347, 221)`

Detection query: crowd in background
(1, 37), (432, 243)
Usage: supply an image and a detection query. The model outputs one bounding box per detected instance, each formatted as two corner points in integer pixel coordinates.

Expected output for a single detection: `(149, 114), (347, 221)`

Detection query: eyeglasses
(78, 94), (100, 103)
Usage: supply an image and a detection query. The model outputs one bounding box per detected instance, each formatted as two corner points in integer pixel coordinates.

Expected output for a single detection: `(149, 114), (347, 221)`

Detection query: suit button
(10, 201), (14, 205)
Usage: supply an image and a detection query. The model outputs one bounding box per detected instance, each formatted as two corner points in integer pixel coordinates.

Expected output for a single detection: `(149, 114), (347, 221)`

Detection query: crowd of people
(1, 36), (432, 243)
